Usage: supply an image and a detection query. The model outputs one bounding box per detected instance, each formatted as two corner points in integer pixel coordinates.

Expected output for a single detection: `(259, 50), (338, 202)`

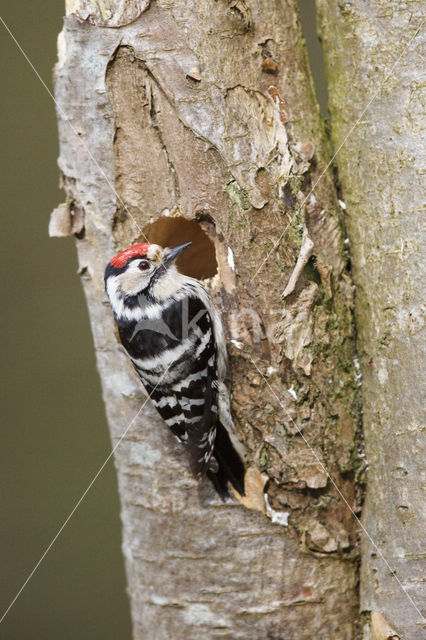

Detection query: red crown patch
(110, 243), (152, 268)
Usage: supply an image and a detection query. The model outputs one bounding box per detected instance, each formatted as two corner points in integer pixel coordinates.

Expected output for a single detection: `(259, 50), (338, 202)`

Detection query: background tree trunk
(54, 1), (362, 637)
(317, 2), (425, 638)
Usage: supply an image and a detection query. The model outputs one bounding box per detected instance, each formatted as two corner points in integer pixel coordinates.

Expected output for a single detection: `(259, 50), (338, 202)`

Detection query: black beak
(162, 242), (191, 268)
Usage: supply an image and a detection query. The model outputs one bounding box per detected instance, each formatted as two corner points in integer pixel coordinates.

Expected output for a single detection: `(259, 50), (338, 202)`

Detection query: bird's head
(105, 242), (191, 309)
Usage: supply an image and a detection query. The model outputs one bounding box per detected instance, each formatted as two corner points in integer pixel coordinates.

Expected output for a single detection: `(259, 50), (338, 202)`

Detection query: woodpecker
(104, 241), (245, 498)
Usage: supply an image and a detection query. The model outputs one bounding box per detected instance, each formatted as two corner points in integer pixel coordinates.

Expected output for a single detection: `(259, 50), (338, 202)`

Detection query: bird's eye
(138, 260), (150, 271)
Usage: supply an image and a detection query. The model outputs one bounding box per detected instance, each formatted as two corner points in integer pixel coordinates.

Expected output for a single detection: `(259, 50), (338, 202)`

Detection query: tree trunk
(317, 2), (425, 639)
(53, 1), (362, 637)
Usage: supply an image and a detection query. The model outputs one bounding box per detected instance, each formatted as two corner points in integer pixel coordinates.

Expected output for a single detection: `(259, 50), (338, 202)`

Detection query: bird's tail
(207, 421), (246, 500)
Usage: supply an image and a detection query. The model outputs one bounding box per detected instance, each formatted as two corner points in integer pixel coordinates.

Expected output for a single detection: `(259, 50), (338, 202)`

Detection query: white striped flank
(194, 329), (212, 358)
(198, 451), (212, 464)
(185, 415), (205, 425)
(135, 368), (174, 386)
(171, 368), (208, 391)
(165, 413), (205, 427)
(199, 427), (216, 445)
(165, 413), (185, 426)
(181, 397), (205, 406)
(131, 337), (195, 373)
(152, 396), (178, 409)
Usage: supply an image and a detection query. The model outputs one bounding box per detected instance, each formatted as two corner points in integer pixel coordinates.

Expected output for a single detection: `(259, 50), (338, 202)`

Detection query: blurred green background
(0, 2), (324, 638)
(0, 3), (131, 638)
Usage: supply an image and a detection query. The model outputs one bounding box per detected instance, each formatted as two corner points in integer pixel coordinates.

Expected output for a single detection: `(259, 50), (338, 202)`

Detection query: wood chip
(186, 66), (202, 82)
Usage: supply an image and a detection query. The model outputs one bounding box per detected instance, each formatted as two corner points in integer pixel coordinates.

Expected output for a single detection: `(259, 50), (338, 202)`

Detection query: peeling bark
(317, 2), (425, 639)
(55, 1), (362, 637)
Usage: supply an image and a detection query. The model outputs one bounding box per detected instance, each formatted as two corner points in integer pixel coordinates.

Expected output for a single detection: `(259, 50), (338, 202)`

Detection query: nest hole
(142, 215), (217, 280)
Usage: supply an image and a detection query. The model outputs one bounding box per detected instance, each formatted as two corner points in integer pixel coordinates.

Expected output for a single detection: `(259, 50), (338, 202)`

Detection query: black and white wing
(122, 287), (245, 497)
(130, 293), (219, 477)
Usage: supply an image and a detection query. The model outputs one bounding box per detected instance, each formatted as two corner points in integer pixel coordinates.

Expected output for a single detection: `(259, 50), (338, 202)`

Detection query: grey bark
(53, 1), (362, 638)
(317, 2), (425, 639)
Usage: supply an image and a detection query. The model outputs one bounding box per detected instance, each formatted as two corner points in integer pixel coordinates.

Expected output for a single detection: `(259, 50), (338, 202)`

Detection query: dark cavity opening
(143, 215), (218, 280)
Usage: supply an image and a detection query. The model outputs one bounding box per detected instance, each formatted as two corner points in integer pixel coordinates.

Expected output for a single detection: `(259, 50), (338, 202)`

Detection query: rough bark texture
(54, 1), (362, 637)
(317, 2), (425, 639)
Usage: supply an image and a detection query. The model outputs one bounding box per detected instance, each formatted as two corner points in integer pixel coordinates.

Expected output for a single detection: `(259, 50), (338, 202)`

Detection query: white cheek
(120, 265), (151, 295)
